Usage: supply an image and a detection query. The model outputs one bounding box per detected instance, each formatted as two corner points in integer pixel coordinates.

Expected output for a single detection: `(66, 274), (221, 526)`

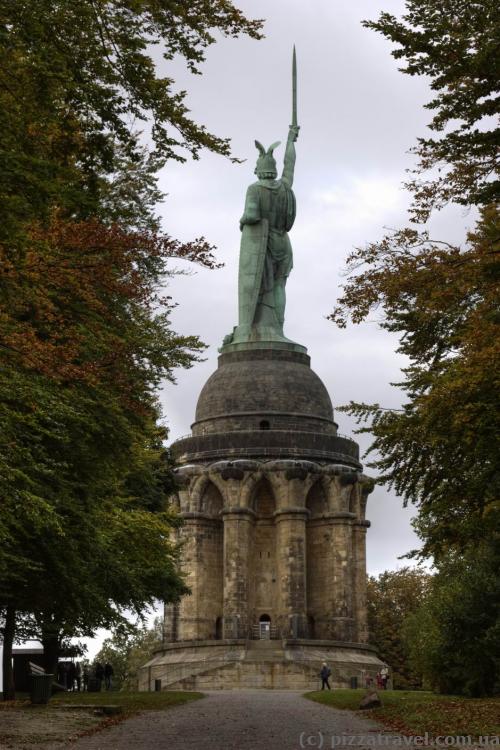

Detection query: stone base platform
(138, 639), (384, 691)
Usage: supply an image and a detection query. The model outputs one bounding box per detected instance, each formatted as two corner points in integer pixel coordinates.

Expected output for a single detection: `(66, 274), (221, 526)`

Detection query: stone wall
(139, 640), (384, 692)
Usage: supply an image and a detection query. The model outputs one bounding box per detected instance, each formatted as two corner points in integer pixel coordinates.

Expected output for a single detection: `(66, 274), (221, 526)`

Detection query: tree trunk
(2, 605), (16, 700)
(41, 625), (60, 676)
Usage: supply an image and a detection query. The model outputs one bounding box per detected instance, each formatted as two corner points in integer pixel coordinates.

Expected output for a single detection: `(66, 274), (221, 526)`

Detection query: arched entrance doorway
(259, 614), (271, 639)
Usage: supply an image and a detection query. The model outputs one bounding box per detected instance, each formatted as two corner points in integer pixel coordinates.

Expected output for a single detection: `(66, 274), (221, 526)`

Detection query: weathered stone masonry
(170, 457), (373, 644)
(140, 344), (382, 691)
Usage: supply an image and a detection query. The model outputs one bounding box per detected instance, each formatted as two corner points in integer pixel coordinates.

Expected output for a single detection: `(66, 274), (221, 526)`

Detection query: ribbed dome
(192, 347), (336, 436)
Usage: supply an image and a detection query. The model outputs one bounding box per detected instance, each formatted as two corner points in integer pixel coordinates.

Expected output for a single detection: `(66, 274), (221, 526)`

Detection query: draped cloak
(238, 178), (296, 333)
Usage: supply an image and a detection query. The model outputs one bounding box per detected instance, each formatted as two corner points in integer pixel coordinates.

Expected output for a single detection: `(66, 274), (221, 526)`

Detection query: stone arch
(239, 470), (264, 510)
(190, 473), (226, 513)
(325, 476), (346, 513)
(348, 483), (359, 516)
(306, 480), (331, 640)
(200, 481), (224, 517)
(249, 477), (278, 629)
(189, 473), (211, 513)
(305, 480), (328, 518)
(180, 477), (223, 640)
(252, 477), (276, 517)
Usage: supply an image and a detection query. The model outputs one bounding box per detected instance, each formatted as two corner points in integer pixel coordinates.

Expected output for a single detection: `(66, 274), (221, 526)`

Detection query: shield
(237, 218), (269, 336)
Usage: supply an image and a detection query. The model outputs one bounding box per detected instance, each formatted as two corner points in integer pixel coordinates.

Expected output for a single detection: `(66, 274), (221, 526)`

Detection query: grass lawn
(51, 689), (204, 714)
(0, 690), (203, 749)
(305, 689), (500, 738)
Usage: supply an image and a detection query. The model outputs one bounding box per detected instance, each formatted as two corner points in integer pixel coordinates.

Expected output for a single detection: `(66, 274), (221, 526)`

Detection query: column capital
(222, 506), (256, 519)
(354, 520), (371, 529)
(181, 511), (221, 523)
(274, 507), (309, 520)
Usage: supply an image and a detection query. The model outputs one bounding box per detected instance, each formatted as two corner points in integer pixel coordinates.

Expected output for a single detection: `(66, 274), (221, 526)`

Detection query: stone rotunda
(139, 341), (384, 690)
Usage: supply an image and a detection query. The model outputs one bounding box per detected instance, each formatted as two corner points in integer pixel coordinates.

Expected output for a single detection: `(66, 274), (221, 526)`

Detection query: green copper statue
(223, 48), (300, 347)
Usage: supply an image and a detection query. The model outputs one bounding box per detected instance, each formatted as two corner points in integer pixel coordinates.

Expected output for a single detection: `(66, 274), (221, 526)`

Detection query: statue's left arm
(282, 125), (299, 187)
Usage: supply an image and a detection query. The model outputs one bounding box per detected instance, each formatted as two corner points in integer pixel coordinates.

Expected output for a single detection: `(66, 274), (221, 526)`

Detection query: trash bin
(87, 677), (102, 692)
(30, 673), (54, 704)
(350, 676), (358, 689)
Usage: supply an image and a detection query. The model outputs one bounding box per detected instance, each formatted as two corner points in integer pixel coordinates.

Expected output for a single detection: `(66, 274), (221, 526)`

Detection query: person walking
(75, 662), (82, 692)
(380, 665), (389, 690)
(95, 662), (104, 691)
(104, 662), (114, 691)
(68, 661), (76, 691)
(320, 662), (332, 690)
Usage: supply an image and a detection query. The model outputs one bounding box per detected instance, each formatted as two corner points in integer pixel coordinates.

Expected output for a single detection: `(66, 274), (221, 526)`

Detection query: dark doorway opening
(259, 614), (271, 639)
(215, 616), (223, 640)
(307, 614), (316, 639)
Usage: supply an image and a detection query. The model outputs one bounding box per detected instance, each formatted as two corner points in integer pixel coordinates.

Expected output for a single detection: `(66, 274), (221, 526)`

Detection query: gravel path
(65, 690), (393, 750)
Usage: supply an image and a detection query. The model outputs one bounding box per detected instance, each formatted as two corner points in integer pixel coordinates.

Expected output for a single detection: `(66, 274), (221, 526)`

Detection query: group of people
(56, 661), (114, 691)
(365, 665), (390, 690)
(320, 662), (391, 691)
(93, 662), (114, 691)
(57, 661), (83, 691)
(376, 666), (389, 690)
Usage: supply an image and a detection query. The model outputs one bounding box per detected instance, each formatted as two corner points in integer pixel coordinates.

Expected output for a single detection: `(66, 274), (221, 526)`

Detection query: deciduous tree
(95, 618), (164, 690)
(404, 540), (500, 696)
(367, 567), (430, 689)
(364, 0), (500, 221)
(1, 1), (263, 696)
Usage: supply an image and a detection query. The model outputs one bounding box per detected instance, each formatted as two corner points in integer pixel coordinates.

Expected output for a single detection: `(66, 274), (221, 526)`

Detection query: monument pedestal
(139, 343), (383, 690)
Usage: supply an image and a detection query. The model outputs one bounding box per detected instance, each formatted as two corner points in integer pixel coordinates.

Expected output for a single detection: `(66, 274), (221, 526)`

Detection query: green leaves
(0, 0), (261, 680)
(333, 1), (499, 697)
(367, 568), (430, 689)
(404, 540), (500, 695)
(333, 206), (500, 560)
(363, 0), (500, 220)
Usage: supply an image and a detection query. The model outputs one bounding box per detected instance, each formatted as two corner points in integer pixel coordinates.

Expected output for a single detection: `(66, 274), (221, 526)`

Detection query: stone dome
(192, 347), (336, 436)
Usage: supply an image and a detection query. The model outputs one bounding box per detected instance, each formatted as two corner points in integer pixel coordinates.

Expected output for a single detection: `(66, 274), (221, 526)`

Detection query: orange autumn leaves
(1, 218), (218, 393)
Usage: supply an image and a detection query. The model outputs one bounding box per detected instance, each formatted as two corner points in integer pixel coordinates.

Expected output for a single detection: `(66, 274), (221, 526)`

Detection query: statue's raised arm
(282, 124), (300, 186)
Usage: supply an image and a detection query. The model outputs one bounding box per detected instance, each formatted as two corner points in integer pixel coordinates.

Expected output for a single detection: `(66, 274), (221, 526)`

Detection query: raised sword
(292, 45), (298, 128)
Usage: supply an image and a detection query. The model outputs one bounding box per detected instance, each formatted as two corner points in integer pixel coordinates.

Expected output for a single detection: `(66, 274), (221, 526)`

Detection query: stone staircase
(244, 639), (287, 663)
(159, 640), (321, 690)
(139, 639), (383, 691)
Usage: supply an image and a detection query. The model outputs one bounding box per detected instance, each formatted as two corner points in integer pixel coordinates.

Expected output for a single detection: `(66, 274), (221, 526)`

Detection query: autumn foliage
(333, 0), (500, 696)
(0, 0), (262, 699)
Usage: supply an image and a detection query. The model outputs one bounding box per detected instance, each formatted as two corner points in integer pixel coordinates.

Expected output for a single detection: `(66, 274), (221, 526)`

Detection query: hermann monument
(140, 49), (384, 690)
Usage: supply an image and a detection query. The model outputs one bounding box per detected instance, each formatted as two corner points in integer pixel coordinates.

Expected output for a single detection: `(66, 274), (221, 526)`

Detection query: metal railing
(250, 624), (280, 640)
(171, 430), (357, 444)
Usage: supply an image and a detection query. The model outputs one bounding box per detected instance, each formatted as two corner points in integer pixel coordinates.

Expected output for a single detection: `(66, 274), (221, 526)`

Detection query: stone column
(352, 520), (370, 643)
(163, 602), (179, 643)
(275, 508), (309, 638)
(177, 514), (221, 641)
(222, 508), (254, 639)
(330, 515), (356, 641)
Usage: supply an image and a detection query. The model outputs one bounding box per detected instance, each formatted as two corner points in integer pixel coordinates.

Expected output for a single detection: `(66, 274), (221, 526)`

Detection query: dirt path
(62, 690), (393, 750)
(0, 706), (104, 749)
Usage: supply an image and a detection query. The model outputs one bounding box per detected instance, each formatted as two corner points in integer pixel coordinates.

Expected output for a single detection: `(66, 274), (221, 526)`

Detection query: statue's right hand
(289, 125), (300, 142)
